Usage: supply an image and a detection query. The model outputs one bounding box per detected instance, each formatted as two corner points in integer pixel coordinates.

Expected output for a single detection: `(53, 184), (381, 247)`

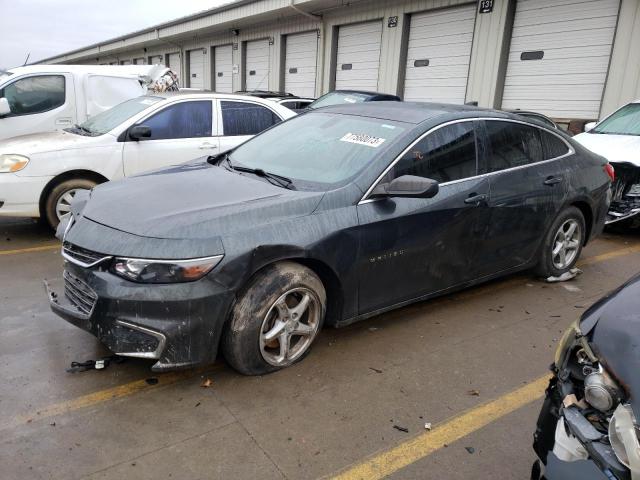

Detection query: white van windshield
(73, 96), (163, 136)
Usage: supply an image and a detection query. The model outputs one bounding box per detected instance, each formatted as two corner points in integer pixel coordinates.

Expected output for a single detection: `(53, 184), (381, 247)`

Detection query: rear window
(540, 130), (569, 159)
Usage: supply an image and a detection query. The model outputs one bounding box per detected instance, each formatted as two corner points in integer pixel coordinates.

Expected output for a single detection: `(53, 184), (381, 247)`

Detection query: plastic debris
(465, 447), (475, 454)
(200, 378), (214, 388)
(546, 268), (582, 283)
(468, 389), (480, 396)
(393, 425), (409, 433)
(424, 423), (432, 431)
(66, 355), (125, 373)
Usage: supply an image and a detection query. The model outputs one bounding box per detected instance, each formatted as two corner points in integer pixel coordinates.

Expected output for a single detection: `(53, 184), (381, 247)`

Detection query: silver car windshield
(79, 96), (163, 135)
(228, 112), (407, 189)
(593, 103), (640, 136)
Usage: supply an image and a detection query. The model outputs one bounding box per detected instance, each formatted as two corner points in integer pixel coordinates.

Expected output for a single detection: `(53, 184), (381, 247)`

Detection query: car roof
(316, 101), (522, 125)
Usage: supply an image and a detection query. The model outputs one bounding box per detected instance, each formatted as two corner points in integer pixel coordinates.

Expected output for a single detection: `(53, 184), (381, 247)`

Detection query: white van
(0, 65), (176, 141)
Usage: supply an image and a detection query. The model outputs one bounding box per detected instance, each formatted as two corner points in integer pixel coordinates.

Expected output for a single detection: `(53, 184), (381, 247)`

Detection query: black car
(507, 110), (559, 130)
(49, 102), (611, 375)
(305, 90), (401, 110)
(533, 274), (640, 480)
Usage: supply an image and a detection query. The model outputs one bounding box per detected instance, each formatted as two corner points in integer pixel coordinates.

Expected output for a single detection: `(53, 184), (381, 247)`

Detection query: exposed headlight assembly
(0, 154), (29, 173)
(111, 255), (223, 283)
(609, 404), (640, 474)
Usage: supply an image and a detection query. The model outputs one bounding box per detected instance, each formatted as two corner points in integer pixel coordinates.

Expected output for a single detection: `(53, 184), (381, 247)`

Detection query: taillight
(604, 163), (615, 182)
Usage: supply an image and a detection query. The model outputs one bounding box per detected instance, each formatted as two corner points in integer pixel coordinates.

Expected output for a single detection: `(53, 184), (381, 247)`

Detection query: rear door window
(143, 100), (212, 140)
(221, 101), (281, 136)
(1, 75), (65, 115)
(540, 130), (570, 159)
(483, 121), (543, 173)
(385, 122), (477, 184)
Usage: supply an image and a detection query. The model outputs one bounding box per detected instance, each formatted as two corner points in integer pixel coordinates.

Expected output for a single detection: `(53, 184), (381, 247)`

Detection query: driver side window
(1, 75), (65, 116)
(383, 122), (478, 184)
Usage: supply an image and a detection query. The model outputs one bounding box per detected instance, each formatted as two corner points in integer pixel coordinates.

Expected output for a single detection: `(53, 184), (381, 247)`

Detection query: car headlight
(111, 255), (223, 283)
(0, 154), (29, 173)
(609, 404), (640, 471)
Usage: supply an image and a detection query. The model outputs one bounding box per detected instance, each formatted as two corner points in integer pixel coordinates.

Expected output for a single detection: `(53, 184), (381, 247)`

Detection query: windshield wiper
(221, 155), (294, 189)
(69, 124), (93, 136)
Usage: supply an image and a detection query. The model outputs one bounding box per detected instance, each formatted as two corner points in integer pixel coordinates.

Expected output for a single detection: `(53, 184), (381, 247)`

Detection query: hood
(0, 130), (103, 155)
(573, 132), (640, 167)
(80, 161), (324, 240)
(580, 274), (640, 418)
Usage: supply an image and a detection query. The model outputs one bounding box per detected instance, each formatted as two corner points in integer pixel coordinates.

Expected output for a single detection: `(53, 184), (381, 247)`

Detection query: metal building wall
(600, 0), (640, 117)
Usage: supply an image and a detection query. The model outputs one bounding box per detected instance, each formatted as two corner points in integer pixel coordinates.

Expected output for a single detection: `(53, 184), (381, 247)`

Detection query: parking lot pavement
(1, 217), (639, 480)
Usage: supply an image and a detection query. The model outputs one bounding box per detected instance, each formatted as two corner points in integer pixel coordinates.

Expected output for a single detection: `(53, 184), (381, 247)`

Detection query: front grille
(62, 242), (111, 267)
(64, 270), (98, 315)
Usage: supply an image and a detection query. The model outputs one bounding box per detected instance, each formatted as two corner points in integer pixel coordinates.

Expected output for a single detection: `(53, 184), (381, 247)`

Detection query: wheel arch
(39, 170), (109, 217)
(570, 200), (593, 245)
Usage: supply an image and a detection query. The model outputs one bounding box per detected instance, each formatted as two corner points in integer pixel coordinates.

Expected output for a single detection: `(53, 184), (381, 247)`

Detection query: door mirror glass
(0, 97), (10, 117)
(129, 125), (152, 141)
(584, 121), (597, 133)
(371, 175), (439, 199)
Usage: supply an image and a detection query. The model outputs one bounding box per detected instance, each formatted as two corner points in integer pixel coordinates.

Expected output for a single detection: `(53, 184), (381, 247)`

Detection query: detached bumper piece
(608, 164), (640, 225)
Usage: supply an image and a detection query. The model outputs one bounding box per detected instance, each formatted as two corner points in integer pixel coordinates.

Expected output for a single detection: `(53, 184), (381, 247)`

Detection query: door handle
(544, 176), (563, 186)
(199, 143), (218, 150)
(464, 193), (487, 205)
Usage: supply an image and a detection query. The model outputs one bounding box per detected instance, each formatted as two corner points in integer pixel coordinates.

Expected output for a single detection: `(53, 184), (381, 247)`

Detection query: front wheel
(44, 178), (97, 230)
(535, 207), (585, 278)
(222, 262), (326, 375)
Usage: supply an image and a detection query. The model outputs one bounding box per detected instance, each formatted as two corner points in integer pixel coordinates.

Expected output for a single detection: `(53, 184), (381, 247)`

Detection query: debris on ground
(66, 355), (126, 373)
(145, 378), (159, 385)
(465, 446), (475, 454)
(200, 378), (214, 388)
(369, 367), (383, 374)
(424, 422), (432, 431)
(563, 284), (582, 292)
(546, 268), (582, 283)
(368, 327), (379, 332)
(393, 425), (409, 433)
(467, 389), (480, 396)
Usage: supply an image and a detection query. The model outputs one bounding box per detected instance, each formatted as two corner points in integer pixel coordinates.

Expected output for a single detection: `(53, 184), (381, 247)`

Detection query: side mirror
(0, 97), (11, 117)
(584, 121), (597, 133)
(129, 125), (152, 141)
(371, 175), (439, 199)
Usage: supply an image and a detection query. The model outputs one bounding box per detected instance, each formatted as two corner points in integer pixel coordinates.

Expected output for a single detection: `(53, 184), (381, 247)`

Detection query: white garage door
(284, 31), (318, 97)
(168, 53), (181, 83)
(120, 60), (131, 65)
(188, 49), (205, 89)
(149, 55), (163, 65)
(335, 21), (382, 91)
(502, 0), (620, 119)
(214, 45), (233, 93)
(133, 58), (145, 65)
(245, 39), (270, 91)
(403, 5), (476, 104)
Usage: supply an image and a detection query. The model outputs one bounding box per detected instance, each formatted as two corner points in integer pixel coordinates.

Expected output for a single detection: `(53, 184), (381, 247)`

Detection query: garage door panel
(214, 45), (233, 93)
(285, 31), (317, 97)
(245, 40), (270, 91)
(188, 50), (205, 89)
(403, 5), (475, 103)
(502, 0), (620, 118)
(335, 21), (382, 90)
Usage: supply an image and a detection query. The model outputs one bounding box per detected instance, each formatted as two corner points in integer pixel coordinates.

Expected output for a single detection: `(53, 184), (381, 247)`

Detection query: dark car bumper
(47, 262), (234, 371)
(532, 378), (630, 480)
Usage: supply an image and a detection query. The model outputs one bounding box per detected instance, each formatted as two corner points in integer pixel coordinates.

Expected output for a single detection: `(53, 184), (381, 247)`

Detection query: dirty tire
(44, 178), (96, 230)
(534, 206), (585, 278)
(222, 261), (326, 376)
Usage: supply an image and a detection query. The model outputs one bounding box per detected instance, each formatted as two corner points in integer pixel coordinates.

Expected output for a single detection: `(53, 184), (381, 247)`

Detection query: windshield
(76, 96), (163, 136)
(227, 112), (407, 189)
(308, 91), (370, 109)
(593, 103), (640, 136)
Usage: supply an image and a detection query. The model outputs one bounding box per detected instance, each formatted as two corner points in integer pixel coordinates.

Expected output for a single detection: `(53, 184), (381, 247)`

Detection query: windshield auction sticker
(340, 132), (386, 148)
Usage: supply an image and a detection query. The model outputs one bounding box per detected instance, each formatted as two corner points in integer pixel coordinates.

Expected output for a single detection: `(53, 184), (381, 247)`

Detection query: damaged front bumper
(607, 163), (640, 225)
(532, 378), (629, 480)
(47, 261), (234, 371)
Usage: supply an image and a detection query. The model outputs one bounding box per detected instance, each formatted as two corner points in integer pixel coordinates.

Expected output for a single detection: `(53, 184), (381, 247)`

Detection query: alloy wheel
(259, 287), (322, 367)
(551, 218), (582, 270)
(55, 188), (85, 220)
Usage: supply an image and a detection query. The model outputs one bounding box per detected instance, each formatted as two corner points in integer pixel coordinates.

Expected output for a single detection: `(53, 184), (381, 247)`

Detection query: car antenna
(23, 52), (31, 66)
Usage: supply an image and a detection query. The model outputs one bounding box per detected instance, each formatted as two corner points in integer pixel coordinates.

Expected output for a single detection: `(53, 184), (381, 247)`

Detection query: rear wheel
(44, 178), (96, 230)
(222, 262), (326, 375)
(535, 207), (585, 278)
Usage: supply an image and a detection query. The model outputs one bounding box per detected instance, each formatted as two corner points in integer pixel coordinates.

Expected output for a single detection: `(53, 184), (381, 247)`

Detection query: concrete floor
(1, 216), (638, 480)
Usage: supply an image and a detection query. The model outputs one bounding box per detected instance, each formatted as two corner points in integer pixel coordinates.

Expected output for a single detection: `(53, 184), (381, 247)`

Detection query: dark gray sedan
(49, 102), (612, 375)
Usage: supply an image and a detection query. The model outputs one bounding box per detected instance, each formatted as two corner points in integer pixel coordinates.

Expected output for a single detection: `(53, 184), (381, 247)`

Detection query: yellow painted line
(2, 365), (220, 432)
(329, 375), (550, 480)
(579, 243), (640, 266)
(0, 243), (60, 256)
